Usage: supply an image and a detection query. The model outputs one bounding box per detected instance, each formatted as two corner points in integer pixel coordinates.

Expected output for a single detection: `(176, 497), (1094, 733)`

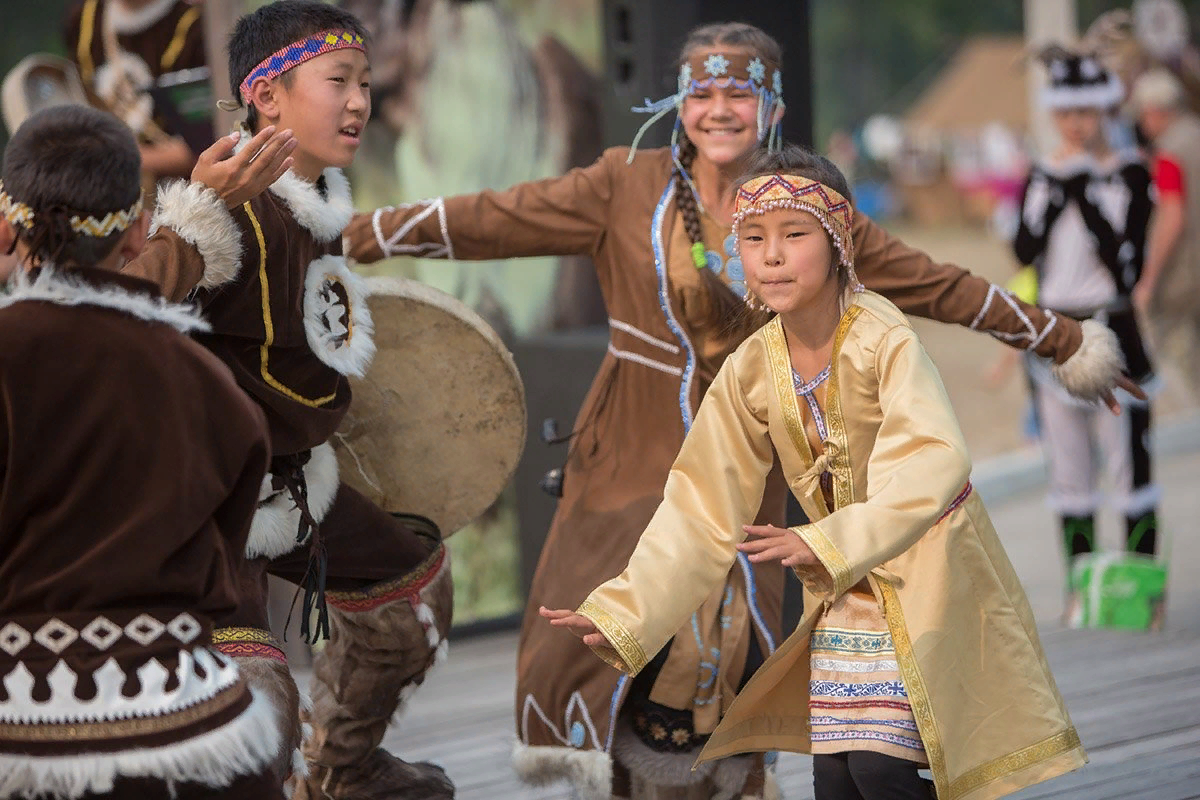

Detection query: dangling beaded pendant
(743, 289), (765, 312)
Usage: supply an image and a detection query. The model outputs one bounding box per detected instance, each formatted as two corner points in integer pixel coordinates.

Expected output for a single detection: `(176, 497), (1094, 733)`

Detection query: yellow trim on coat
(876, 577), (948, 793)
(243, 201), (337, 408)
(160, 5), (202, 71)
(947, 727), (1083, 799)
(577, 598), (648, 675)
(77, 0), (99, 82)
(825, 304), (863, 511)
(762, 317), (827, 516)
(794, 521), (852, 597)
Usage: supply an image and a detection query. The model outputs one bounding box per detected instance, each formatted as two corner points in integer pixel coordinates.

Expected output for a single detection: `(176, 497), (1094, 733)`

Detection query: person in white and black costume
(1014, 46), (1159, 625)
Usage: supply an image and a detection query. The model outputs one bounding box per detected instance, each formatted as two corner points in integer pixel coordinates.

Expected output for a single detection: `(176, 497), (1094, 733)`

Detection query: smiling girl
(543, 146), (1087, 800)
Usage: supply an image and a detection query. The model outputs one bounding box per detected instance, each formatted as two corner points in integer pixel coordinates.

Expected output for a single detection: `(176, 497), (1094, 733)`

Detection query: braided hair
(673, 23), (784, 339)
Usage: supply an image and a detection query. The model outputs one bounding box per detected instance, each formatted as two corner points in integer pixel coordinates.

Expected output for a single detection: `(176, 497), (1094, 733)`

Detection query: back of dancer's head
(1, 105), (140, 268)
(228, 0), (370, 130)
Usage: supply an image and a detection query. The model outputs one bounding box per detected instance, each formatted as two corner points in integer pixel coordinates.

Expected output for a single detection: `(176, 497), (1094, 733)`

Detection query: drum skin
(331, 276), (527, 537)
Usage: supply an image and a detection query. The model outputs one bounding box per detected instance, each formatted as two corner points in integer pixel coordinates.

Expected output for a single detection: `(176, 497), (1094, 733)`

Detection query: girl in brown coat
(345, 23), (1128, 800)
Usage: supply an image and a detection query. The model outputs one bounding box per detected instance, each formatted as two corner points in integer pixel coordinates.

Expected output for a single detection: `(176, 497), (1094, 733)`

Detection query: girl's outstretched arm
(568, 352), (775, 675)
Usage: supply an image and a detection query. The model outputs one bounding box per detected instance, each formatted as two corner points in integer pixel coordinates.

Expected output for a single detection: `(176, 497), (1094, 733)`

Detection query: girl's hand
(191, 126), (296, 209)
(539, 606), (611, 648)
(739, 524), (819, 567)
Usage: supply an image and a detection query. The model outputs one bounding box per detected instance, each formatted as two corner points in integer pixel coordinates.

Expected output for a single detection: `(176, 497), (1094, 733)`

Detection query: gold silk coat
(578, 291), (1087, 800)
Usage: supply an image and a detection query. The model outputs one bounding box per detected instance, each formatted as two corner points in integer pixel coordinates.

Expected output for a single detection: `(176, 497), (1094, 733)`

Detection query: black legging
(813, 751), (934, 800)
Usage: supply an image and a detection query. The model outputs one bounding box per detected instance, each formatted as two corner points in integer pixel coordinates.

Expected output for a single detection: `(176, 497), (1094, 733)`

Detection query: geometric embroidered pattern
(733, 174), (856, 270)
(240, 29), (366, 102)
(810, 679), (909, 697)
(33, 619), (78, 654)
(0, 180), (143, 238)
(124, 614), (166, 646)
(166, 613), (202, 644)
(0, 623), (31, 657)
(80, 616), (123, 651)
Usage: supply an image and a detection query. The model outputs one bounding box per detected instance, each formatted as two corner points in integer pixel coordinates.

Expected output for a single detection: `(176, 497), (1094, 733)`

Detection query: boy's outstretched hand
(539, 606), (610, 648)
(739, 524), (819, 567)
(191, 126), (297, 209)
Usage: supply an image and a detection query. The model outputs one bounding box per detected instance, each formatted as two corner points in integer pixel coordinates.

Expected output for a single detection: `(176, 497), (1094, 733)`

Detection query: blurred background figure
(1131, 67), (1200, 402)
(1013, 45), (1163, 631)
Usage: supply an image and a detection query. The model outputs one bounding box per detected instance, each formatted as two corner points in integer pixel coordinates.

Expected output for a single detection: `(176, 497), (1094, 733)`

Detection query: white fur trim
(302, 255), (375, 377)
(258, 149), (353, 242)
(290, 746), (309, 779)
(1, 268), (209, 334)
(0, 687), (280, 799)
(1051, 318), (1125, 401)
(434, 638), (449, 666)
(106, 0), (179, 34)
(1041, 74), (1124, 110)
(512, 741), (612, 800)
(150, 180), (242, 290)
(245, 442), (340, 559)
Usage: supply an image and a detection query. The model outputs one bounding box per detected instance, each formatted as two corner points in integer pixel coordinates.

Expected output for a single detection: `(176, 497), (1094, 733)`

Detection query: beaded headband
(0, 181), (143, 238)
(627, 48), (785, 165)
(733, 174), (862, 290)
(239, 29), (366, 103)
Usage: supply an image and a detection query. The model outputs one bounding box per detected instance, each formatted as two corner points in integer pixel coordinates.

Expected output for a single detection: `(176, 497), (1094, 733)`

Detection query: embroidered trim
(795, 522), (853, 598)
(946, 727), (1083, 799)
(608, 317), (681, 354)
(373, 199), (454, 259)
(77, 0), (99, 82)
(0, 181), (143, 238)
(606, 343), (683, 376)
(0, 268), (209, 335)
(764, 317), (826, 514)
(325, 546), (446, 613)
(825, 306), (863, 511)
(576, 599), (648, 675)
(242, 202), (338, 408)
(211, 627), (280, 646)
(969, 283), (1059, 351)
(212, 641), (287, 664)
(519, 690), (604, 750)
(240, 30), (366, 102)
(0, 678), (245, 742)
(651, 181), (697, 431)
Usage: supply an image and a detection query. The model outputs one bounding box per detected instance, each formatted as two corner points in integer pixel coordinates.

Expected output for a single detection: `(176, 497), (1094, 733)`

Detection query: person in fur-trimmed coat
(0, 106), (285, 800)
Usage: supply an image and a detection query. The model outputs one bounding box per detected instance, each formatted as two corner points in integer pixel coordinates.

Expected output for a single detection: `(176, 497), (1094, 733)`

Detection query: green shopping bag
(1069, 552), (1168, 631)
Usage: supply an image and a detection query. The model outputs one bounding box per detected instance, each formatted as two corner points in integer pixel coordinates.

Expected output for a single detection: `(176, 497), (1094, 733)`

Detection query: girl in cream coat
(544, 146), (1089, 800)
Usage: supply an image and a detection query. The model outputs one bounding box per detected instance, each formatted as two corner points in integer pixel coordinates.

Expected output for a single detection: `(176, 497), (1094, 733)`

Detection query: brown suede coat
(344, 145), (1083, 764)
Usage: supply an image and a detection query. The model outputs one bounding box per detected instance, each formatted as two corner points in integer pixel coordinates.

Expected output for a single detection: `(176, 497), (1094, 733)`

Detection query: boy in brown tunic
(64, 0), (213, 179)
(0, 105), (279, 799)
(120, 2), (455, 797)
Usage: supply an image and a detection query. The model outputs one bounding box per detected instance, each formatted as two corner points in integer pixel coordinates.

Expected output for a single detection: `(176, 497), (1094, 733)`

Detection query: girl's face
(1052, 107), (1104, 151)
(739, 208), (837, 314)
(680, 82), (762, 167)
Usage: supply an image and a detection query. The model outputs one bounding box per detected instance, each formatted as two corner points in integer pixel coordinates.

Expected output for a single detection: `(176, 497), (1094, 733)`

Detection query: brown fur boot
(295, 545), (454, 799)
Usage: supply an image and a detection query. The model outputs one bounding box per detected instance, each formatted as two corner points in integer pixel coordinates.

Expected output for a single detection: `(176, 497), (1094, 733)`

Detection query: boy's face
(270, 48), (371, 180)
(1052, 107), (1103, 152)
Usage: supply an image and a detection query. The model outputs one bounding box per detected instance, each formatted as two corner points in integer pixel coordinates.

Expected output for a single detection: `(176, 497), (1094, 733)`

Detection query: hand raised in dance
(192, 126), (297, 209)
(738, 524), (820, 567)
(539, 607), (611, 649)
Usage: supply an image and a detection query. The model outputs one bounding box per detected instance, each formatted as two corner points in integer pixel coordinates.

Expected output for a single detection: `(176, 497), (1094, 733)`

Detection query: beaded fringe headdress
(0, 180), (143, 238)
(733, 174), (864, 293)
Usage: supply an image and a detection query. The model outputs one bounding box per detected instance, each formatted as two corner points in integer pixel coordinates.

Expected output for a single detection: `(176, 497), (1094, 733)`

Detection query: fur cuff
(1051, 318), (1125, 401)
(150, 180), (242, 290)
(512, 742), (612, 800)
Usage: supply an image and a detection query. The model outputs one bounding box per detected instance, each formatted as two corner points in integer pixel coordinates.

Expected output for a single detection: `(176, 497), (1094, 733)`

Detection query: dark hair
(228, 0), (370, 130)
(726, 144), (856, 335)
(672, 23), (785, 336)
(2, 105), (141, 267)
